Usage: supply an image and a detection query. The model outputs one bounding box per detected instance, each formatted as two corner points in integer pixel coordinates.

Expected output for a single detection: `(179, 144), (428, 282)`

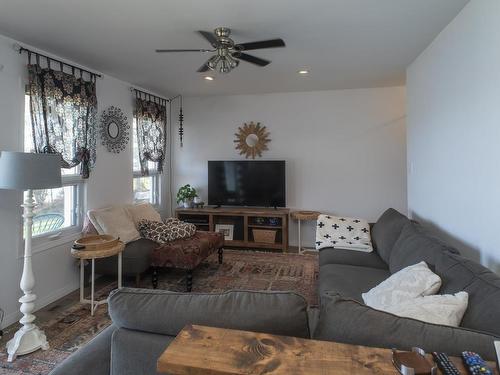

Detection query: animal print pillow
(137, 218), (196, 243)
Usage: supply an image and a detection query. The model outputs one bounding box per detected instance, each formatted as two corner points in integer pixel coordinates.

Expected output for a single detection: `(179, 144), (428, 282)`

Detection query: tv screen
(208, 161), (286, 207)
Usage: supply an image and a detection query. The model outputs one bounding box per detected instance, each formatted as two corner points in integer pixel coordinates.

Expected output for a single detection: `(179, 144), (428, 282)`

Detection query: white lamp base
(6, 189), (49, 362)
(6, 325), (49, 362)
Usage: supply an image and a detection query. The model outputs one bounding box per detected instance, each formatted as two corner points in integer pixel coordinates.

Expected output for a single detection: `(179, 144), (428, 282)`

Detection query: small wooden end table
(71, 236), (124, 316)
(158, 325), (499, 375)
(290, 210), (321, 254)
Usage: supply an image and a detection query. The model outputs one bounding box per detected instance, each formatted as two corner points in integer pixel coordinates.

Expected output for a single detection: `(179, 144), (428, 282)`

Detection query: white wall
(0, 33), (170, 328)
(407, 0), (500, 270)
(173, 87), (407, 247)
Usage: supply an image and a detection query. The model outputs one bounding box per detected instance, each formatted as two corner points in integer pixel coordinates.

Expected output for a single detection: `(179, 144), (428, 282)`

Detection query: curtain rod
(15, 44), (102, 78)
(130, 87), (169, 104)
(130, 87), (183, 104)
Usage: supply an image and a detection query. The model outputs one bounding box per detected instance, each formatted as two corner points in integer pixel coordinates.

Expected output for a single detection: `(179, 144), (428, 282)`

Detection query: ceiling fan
(155, 27), (285, 74)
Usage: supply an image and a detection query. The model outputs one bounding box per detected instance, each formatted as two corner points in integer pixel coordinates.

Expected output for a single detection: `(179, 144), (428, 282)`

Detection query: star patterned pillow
(315, 214), (373, 252)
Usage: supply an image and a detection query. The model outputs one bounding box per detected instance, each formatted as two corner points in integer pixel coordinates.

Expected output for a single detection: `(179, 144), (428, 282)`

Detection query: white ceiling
(0, 0), (468, 97)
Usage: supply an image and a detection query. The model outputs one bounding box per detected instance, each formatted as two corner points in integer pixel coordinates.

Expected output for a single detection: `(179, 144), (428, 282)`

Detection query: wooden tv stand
(176, 206), (289, 252)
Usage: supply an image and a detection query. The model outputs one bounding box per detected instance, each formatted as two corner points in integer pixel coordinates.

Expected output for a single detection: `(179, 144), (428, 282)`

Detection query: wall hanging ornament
(99, 106), (129, 153)
(234, 121), (271, 159)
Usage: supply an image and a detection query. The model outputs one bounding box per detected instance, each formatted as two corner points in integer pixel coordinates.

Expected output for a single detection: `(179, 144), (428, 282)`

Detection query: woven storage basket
(252, 229), (277, 244)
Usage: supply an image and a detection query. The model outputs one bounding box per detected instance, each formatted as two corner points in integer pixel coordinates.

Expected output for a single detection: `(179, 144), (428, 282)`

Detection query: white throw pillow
(127, 203), (162, 226)
(315, 214), (373, 252)
(362, 261), (442, 310)
(384, 292), (469, 326)
(88, 206), (141, 244)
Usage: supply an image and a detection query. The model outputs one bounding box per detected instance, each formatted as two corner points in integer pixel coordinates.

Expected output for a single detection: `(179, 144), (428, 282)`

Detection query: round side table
(71, 240), (125, 316)
(290, 210), (321, 254)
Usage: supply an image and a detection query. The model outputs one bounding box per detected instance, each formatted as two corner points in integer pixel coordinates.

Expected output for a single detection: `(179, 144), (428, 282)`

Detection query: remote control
(432, 352), (461, 375)
(461, 351), (493, 375)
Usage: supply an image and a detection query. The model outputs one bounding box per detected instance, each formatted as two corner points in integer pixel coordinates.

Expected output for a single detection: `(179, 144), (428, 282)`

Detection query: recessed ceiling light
(298, 69), (309, 75)
(204, 76), (214, 81)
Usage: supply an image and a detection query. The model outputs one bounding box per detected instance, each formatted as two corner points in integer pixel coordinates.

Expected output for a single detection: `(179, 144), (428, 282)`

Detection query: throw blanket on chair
(138, 218), (196, 244)
(315, 214), (373, 252)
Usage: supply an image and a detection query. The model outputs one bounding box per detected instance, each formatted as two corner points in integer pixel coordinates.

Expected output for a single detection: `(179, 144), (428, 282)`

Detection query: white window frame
(133, 172), (161, 207)
(23, 93), (85, 254)
(28, 178), (85, 254)
(132, 118), (161, 206)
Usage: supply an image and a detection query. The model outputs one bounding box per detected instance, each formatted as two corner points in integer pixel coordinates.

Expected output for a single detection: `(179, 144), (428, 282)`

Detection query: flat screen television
(208, 160), (286, 207)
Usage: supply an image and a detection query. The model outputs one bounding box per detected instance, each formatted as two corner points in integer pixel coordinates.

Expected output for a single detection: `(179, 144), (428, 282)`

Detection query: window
(24, 94), (83, 239)
(132, 119), (160, 205)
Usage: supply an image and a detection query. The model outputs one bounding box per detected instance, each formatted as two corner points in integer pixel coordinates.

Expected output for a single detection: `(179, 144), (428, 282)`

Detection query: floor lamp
(0, 151), (61, 362)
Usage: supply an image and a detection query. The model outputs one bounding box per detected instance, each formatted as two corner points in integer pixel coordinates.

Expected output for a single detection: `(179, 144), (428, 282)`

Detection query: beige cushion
(383, 292), (469, 326)
(127, 203), (162, 226)
(88, 206), (140, 244)
(362, 261), (442, 310)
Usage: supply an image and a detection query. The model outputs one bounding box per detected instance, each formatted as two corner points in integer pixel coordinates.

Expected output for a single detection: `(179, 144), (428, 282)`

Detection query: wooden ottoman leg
(186, 270), (193, 292)
(152, 267), (159, 289)
(218, 248), (224, 264)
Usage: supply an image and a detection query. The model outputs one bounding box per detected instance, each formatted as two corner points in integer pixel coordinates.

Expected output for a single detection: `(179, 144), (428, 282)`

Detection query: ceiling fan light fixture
(156, 27), (285, 74)
(219, 58), (231, 74)
(298, 69), (310, 75)
(227, 55), (239, 69)
(207, 55), (221, 70)
(204, 76), (214, 81)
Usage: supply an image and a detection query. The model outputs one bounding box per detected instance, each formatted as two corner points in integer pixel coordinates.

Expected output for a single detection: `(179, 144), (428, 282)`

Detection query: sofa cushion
(313, 293), (499, 360)
(371, 208), (410, 263)
(319, 264), (390, 302)
(389, 222), (458, 273)
(431, 252), (500, 336)
(111, 328), (173, 375)
(319, 247), (388, 269)
(88, 206), (141, 244)
(126, 203), (162, 226)
(108, 288), (310, 339)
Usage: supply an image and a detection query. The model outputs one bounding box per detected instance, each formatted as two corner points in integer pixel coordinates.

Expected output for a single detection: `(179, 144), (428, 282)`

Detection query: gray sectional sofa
(50, 208), (500, 375)
(315, 208), (500, 359)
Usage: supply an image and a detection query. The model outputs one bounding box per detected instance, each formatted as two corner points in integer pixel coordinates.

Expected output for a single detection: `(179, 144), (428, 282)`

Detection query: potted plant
(176, 184), (198, 208)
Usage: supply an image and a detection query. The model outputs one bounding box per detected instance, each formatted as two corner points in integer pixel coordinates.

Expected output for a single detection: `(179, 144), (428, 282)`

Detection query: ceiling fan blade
(198, 30), (218, 47)
(197, 60), (211, 72)
(156, 49), (213, 53)
(237, 39), (285, 51)
(235, 53), (271, 67)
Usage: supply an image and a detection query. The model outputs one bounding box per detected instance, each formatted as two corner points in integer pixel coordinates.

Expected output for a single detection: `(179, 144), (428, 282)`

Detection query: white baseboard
(1, 282), (79, 330)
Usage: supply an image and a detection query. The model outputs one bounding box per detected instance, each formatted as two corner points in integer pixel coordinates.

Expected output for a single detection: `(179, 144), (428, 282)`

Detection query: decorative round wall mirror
(234, 121), (271, 159)
(107, 122), (119, 139)
(245, 134), (259, 147)
(100, 106), (129, 153)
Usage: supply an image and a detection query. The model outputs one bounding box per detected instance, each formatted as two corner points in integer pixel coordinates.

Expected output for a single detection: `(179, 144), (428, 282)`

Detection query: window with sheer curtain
(132, 96), (167, 205)
(133, 118), (160, 205)
(24, 56), (97, 240)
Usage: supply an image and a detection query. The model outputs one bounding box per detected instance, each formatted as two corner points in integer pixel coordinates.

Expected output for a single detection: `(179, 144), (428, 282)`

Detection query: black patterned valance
(27, 59), (97, 178)
(135, 97), (167, 176)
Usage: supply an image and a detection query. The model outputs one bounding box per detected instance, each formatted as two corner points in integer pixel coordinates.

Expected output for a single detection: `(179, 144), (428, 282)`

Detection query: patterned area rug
(0, 250), (318, 375)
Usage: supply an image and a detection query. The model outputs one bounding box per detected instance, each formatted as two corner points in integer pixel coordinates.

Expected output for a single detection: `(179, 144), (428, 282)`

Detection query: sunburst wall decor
(234, 121), (271, 159)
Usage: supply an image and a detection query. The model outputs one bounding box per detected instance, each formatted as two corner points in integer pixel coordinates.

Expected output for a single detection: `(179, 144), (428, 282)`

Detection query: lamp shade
(0, 151), (62, 190)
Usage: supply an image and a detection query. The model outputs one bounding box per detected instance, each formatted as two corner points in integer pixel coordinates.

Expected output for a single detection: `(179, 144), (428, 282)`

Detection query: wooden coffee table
(157, 324), (499, 374)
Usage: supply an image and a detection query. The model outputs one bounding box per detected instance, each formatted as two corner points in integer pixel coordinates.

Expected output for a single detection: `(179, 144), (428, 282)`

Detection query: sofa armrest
(108, 288), (310, 338)
(314, 293), (499, 360)
(49, 324), (116, 375)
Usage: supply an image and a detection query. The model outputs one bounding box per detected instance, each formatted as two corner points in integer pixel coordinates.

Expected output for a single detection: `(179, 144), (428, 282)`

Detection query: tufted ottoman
(151, 231), (224, 292)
